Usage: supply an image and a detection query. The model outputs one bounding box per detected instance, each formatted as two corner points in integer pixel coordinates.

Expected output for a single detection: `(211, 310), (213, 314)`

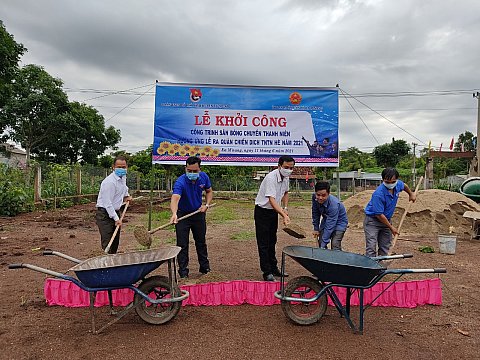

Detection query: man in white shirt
(254, 155), (294, 281)
(96, 155), (132, 254)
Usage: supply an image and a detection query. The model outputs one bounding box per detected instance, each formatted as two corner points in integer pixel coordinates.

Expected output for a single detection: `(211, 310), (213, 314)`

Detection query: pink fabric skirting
(43, 278), (442, 308)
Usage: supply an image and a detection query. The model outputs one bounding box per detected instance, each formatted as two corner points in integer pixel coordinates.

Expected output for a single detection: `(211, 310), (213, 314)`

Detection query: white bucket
(438, 234), (457, 255)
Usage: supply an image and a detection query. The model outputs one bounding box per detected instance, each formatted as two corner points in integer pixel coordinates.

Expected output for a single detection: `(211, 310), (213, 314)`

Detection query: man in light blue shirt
(312, 181), (348, 250)
(96, 155), (131, 254)
(364, 168), (415, 257)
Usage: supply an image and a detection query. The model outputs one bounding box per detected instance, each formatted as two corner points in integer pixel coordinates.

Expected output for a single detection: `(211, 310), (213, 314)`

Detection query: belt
(97, 207), (120, 212)
(255, 205), (275, 211)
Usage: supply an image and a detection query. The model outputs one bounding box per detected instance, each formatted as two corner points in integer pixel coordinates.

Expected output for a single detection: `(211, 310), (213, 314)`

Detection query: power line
(341, 88), (480, 98)
(105, 84), (156, 123)
(341, 107), (476, 113)
(338, 87), (380, 145)
(62, 86), (480, 99)
(70, 83), (156, 102)
(339, 87), (428, 146)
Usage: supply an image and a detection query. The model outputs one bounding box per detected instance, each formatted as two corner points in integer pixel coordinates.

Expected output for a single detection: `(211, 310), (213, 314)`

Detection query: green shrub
(0, 165), (32, 216)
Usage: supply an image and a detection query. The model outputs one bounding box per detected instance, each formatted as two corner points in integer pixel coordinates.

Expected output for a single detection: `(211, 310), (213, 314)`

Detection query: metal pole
(336, 170), (340, 199)
(148, 164), (154, 231)
(476, 92), (480, 176)
(412, 142), (417, 187)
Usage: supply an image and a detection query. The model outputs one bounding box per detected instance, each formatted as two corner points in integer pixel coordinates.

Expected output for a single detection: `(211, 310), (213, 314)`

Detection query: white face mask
(383, 181), (397, 190)
(279, 168), (293, 177)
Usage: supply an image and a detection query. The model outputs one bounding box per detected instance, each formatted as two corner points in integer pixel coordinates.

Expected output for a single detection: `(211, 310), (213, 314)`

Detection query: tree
(2, 69), (121, 164)
(35, 101), (121, 164)
(339, 147), (376, 171)
(1, 64), (69, 163)
(0, 21), (27, 136)
(129, 145), (154, 174)
(373, 138), (411, 168)
(0, 21), (26, 80)
(98, 154), (114, 168)
(454, 131), (475, 152)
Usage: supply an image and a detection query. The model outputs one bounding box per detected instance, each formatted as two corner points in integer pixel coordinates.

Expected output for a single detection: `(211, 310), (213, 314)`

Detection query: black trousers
(95, 207), (121, 254)
(254, 205), (279, 275)
(175, 210), (209, 277)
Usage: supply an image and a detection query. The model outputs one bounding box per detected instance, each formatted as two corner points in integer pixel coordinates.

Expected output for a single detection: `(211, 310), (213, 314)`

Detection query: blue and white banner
(152, 83), (339, 166)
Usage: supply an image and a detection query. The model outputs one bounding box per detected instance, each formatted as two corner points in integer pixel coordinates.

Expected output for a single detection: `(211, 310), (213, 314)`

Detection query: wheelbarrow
(274, 245), (447, 334)
(9, 246), (189, 334)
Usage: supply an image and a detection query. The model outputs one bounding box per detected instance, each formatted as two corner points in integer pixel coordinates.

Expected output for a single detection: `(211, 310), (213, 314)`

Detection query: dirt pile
(344, 189), (480, 236)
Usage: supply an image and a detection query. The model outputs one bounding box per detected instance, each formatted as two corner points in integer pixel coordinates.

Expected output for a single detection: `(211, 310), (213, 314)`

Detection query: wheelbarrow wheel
(281, 276), (327, 326)
(134, 275), (182, 325)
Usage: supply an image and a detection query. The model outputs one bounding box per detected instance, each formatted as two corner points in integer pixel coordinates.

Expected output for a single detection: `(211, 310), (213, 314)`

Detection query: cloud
(1, 0), (480, 155)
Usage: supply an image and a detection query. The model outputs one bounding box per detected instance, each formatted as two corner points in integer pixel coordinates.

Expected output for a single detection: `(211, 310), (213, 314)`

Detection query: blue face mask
(186, 172), (200, 181)
(114, 168), (127, 177)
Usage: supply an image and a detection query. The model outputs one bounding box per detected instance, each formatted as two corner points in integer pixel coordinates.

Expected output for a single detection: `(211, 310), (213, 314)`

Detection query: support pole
(475, 92), (480, 176)
(412, 142), (417, 187)
(34, 165), (42, 202)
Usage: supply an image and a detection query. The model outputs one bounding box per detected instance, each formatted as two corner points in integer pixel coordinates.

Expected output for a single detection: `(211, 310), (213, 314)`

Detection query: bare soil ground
(1, 196), (479, 360)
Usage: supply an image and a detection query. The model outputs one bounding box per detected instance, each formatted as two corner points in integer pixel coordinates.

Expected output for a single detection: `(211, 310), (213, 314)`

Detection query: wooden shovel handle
(104, 201), (130, 254)
(390, 176), (423, 253)
(149, 203), (216, 235)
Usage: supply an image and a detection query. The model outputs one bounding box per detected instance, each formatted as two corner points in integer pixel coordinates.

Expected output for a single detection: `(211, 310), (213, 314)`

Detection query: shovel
(389, 176), (423, 255)
(134, 203), (216, 248)
(104, 201), (130, 254)
(282, 222), (307, 239)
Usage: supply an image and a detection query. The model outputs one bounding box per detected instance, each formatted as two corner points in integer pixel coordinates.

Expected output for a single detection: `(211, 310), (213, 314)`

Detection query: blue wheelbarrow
(9, 246), (189, 334)
(274, 246), (447, 334)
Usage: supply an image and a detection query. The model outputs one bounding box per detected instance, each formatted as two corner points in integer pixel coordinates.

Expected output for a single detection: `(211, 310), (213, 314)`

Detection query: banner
(152, 83), (339, 166)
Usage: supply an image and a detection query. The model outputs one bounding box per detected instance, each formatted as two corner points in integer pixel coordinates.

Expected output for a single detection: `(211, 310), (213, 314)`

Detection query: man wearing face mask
(312, 181), (348, 250)
(96, 155), (132, 254)
(364, 167), (416, 257)
(170, 156), (213, 279)
(254, 155), (295, 281)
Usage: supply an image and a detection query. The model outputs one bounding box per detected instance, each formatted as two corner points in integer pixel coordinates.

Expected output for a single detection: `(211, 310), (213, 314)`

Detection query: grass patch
(230, 230), (255, 241)
(288, 199), (308, 207)
(208, 205), (236, 223)
(149, 210), (171, 223)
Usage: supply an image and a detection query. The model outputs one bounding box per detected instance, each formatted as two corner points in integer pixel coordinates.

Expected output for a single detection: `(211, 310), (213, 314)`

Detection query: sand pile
(344, 189), (480, 236)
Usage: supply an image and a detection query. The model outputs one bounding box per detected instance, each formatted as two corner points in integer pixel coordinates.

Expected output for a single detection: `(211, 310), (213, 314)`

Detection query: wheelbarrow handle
(8, 263), (24, 269)
(42, 250), (82, 264)
(385, 268), (448, 275)
(372, 253), (413, 261)
(9, 262), (74, 280)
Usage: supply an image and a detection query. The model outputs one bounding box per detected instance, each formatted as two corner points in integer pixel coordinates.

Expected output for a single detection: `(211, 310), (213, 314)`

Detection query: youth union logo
(190, 88), (202, 102)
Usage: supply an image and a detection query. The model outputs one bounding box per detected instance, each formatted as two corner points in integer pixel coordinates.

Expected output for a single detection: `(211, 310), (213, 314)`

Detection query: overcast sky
(2, 0), (480, 156)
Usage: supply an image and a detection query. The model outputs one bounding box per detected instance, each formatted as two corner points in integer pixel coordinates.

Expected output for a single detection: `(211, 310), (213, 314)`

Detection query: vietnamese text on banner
(152, 83), (339, 166)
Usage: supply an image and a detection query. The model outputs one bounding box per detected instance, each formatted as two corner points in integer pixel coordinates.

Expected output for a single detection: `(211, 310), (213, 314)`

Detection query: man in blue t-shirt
(170, 156), (213, 278)
(312, 181), (348, 250)
(364, 168), (416, 257)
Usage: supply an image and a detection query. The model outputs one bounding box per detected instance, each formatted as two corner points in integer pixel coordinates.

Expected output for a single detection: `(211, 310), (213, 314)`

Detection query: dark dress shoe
(272, 269), (288, 277)
(263, 274), (275, 282)
(199, 268), (211, 274)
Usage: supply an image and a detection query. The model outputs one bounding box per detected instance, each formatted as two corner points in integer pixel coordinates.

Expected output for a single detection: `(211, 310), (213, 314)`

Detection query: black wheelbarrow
(9, 246), (189, 334)
(274, 245), (447, 334)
